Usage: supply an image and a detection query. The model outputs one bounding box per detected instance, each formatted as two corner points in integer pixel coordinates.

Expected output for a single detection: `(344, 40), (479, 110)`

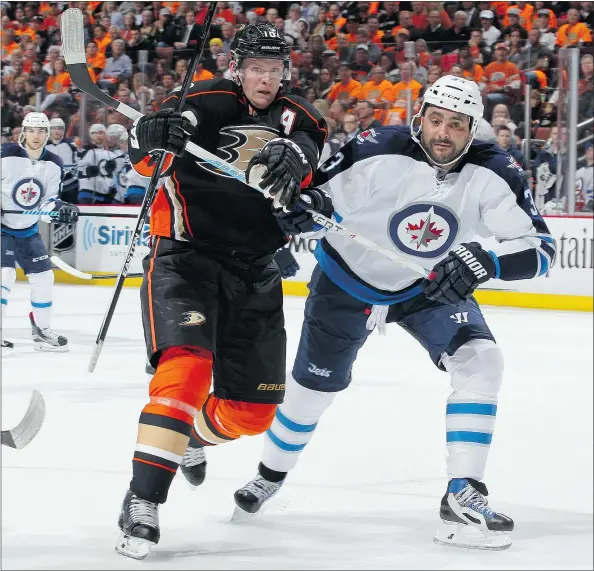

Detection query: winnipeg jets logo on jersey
(196, 125), (278, 178)
(405, 207), (444, 250)
(12, 178), (43, 209)
(357, 129), (379, 144)
(389, 203), (459, 258)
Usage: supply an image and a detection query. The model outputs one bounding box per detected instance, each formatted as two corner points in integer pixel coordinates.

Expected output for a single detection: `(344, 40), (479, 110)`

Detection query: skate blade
(33, 343), (69, 353)
(115, 532), (155, 560)
(434, 521), (512, 551)
(231, 505), (258, 523)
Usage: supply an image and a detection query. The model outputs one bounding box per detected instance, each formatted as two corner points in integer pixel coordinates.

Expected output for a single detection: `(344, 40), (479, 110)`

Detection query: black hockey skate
(145, 360), (156, 376)
(29, 312), (68, 352)
(434, 478), (514, 550)
(2, 339), (14, 355)
(179, 445), (207, 488)
(116, 489), (160, 560)
(233, 474), (284, 517)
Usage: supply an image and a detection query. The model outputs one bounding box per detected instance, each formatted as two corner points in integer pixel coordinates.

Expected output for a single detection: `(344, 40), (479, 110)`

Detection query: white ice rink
(2, 284), (593, 570)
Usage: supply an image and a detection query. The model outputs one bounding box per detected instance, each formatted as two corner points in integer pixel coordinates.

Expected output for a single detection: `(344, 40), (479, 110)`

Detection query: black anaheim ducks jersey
(131, 78), (327, 256)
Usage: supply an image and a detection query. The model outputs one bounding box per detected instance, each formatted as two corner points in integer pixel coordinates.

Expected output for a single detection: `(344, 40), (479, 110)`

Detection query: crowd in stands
(1, 1), (593, 211)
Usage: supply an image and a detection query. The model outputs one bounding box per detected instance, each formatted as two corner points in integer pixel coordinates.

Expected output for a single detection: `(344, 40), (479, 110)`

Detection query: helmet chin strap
(410, 112), (475, 169)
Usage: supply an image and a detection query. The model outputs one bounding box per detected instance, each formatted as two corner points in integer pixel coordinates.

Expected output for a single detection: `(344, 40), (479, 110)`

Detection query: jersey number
(319, 152), (344, 173)
(281, 109), (296, 136)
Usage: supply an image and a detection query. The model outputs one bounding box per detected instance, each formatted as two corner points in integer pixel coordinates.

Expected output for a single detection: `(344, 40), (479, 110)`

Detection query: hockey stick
(50, 256), (142, 280)
(61, 5), (219, 372)
(57, 40), (430, 280)
(2, 210), (137, 218)
(1, 390), (46, 449)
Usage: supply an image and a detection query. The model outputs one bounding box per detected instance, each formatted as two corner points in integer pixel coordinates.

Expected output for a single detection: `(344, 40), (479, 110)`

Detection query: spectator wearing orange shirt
(93, 24), (112, 54)
(532, 4), (557, 31)
(367, 16), (384, 45)
(14, 18), (36, 43)
(215, 2), (236, 25)
(503, 2), (534, 31)
(192, 61), (214, 82)
(85, 41), (106, 75)
(1, 28), (19, 60)
(458, 47), (486, 90)
(327, 63), (363, 108)
(361, 66), (395, 122)
(484, 42), (521, 107)
(556, 9), (593, 47)
(389, 61), (423, 121)
(46, 58), (71, 94)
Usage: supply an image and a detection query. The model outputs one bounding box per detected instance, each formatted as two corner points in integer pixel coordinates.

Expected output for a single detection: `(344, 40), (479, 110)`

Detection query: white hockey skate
(434, 478), (514, 550)
(115, 489), (160, 560)
(233, 474), (284, 519)
(29, 312), (68, 352)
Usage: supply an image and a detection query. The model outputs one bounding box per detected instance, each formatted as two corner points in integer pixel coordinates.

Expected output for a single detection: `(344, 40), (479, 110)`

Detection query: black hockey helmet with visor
(230, 23), (292, 88)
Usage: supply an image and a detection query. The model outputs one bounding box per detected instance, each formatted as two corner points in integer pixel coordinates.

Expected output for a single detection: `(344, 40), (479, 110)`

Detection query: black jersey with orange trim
(130, 78), (327, 256)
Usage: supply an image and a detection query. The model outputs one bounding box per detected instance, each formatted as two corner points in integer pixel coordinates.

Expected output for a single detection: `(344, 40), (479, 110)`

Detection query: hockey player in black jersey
(115, 23), (327, 559)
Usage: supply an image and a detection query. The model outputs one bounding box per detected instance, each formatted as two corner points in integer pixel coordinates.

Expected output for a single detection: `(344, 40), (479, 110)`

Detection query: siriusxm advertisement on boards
(73, 208), (150, 273)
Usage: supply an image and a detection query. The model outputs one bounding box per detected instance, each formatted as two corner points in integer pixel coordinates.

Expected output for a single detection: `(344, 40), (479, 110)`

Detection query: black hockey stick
(61, 5), (218, 372)
(50, 256), (143, 280)
(1, 390), (46, 449)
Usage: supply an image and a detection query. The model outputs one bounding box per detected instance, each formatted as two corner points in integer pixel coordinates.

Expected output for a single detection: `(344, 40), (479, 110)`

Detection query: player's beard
(421, 133), (466, 166)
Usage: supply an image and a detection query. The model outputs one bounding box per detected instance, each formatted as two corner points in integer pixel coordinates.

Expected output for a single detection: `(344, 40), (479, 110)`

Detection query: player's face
(50, 126), (64, 142)
(92, 131), (105, 146)
(239, 58), (284, 110)
(23, 127), (48, 151)
(420, 106), (472, 165)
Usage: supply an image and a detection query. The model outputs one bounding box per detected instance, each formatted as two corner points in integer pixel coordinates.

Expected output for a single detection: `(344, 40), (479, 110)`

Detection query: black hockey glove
(129, 108), (198, 157)
(102, 158), (117, 176)
(85, 165), (100, 177)
(424, 242), (496, 305)
(274, 187), (334, 236)
(274, 247), (300, 279)
(51, 200), (80, 224)
(246, 138), (311, 211)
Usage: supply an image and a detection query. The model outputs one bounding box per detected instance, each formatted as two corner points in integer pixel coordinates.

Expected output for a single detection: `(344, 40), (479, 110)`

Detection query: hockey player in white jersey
(230, 76), (556, 550)
(46, 118), (79, 204)
(1, 112), (79, 353)
(77, 123), (117, 204)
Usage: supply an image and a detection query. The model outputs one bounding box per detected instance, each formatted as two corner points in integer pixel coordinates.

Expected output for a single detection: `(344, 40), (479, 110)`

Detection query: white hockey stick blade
(51, 256), (92, 279)
(61, 9), (142, 120)
(1, 390), (46, 449)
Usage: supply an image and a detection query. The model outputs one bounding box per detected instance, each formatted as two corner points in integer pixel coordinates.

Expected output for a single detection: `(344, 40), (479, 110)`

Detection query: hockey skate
(233, 474), (284, 519)
(434, 478), (514, 550)
(179, 445), (207, 488)
(29, 312), (68, 352)
(115, 489), (160, 560)
(2, 339), (14, 356)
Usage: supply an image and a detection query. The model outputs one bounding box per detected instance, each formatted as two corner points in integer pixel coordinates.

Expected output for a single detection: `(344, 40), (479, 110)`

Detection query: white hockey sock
(262, 375), (337, 474)
(28, 270), (54, 329)
(442, 340), (503, 481)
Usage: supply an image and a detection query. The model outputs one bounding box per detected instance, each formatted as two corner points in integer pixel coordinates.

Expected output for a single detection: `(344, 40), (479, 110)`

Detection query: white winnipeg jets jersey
(1, 144), (63, 231)
(77, 144), (118, 196)
(312, 126), (555, 304)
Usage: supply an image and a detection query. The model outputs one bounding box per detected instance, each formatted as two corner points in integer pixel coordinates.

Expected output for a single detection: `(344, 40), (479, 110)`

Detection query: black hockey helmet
(230, 22), (292, 84)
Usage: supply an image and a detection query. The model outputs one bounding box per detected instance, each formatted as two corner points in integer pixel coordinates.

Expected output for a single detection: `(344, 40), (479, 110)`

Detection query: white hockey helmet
(411, 75), (484, 166)
(89, 123), (106, 135)
(106, 123), (128, 142)
(49, 117), (66, 129)
(19, 112), (50, 148)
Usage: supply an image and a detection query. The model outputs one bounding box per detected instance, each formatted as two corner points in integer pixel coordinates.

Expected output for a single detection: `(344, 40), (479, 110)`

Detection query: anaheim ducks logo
(195, 125), (279, 178)
(179, 311), (206, 326)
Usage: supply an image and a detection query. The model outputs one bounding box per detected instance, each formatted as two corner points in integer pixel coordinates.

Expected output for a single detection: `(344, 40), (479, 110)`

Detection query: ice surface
(2, 284), (592, 569)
